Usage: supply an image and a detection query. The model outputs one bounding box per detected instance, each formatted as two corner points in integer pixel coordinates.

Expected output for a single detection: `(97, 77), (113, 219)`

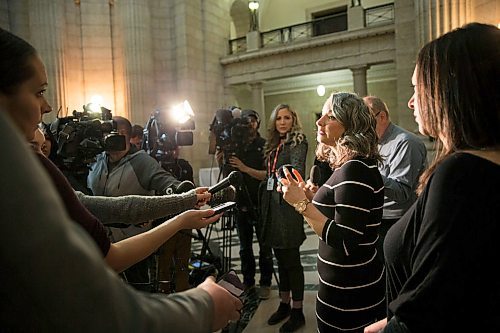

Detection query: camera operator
(87, 115), (182, 291)
(130, 124), (144, 149)
(216, 109), (274, 299)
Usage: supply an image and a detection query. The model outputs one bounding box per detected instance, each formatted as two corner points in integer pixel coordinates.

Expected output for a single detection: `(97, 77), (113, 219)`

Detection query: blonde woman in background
(259, 104), (308, 332)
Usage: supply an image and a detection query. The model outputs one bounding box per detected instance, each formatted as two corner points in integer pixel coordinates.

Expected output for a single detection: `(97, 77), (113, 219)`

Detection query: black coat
(259, 139), (308, 249)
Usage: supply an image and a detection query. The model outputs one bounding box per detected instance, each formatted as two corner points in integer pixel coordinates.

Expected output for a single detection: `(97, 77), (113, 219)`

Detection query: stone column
(29, 0), (66, 121)
(350, 65), (369, 97)
(249, 82), (266, 131)
(395, 0), (417, 129)
(416, 0), (471, 45)
(116, 0), (154, 124)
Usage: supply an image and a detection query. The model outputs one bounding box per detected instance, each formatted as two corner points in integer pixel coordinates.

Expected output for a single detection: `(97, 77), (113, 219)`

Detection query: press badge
(266, 177), (275, 191)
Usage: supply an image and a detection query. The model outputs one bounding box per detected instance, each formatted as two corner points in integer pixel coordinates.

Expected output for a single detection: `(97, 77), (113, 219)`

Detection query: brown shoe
(258, 286), (271, 300)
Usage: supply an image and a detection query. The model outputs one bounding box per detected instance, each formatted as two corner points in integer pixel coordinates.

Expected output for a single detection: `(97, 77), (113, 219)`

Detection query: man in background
(364, 96), (428, 263)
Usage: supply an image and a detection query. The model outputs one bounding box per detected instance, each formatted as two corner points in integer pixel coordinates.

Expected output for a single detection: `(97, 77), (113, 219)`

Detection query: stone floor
(190, 212), (320, 333)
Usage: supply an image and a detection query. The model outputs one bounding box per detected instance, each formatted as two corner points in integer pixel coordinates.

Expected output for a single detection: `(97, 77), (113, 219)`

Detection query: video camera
(143, 102), (195, 166)
(208, 107), (255, 164)
(50, 104), (125, 170)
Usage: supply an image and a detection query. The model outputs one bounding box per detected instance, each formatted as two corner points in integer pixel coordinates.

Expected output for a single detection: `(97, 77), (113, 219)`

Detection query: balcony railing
(228, 3), (394, 55)
(365, 3), (395, 27)
(228, 36), (246, 55)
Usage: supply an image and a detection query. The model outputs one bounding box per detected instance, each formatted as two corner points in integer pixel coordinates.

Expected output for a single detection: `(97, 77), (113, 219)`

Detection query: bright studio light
(86, 95), (104, 113)
(316, 85), (326, 97)
(170, 100), (195, 124)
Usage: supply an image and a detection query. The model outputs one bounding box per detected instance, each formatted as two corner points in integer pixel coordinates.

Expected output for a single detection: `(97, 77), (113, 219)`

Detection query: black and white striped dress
(312, 157), (385, 332)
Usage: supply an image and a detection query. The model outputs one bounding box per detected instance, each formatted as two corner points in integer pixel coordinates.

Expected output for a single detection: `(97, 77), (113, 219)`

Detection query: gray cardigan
(75, 190), (198, 225)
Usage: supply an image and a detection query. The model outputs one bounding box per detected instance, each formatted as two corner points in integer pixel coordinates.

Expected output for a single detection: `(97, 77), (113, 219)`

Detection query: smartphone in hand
(210, 201), (236, 216)
(277, 164), (298, 181)
(217, 270), (245, 297)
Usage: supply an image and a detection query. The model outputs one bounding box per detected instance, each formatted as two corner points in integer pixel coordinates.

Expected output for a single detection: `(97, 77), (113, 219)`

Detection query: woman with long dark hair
(364, 22), (500, 333)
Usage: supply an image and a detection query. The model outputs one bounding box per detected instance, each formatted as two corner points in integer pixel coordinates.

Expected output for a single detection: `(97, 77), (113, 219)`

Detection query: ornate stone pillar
(416, 0), (471, 45)
(350, 65), (369, 97)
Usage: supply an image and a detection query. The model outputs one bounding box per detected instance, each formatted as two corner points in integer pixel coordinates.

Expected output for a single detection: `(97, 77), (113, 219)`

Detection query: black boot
(267, 302), (291, 325)
(279, 308), (305, 332)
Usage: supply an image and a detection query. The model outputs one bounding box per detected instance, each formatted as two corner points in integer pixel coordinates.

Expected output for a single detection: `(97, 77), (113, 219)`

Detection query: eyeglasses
(374, 111), (382, 118)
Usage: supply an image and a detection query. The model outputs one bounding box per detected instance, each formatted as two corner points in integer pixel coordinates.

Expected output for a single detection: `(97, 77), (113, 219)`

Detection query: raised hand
(278, 167), (308, 207)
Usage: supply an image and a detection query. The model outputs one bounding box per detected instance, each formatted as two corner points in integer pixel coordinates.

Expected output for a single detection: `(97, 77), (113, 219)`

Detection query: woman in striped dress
(279, 92), (385, 332)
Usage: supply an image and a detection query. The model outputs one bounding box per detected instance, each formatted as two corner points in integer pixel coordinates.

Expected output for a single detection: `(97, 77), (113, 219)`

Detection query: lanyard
(268, 143), (282, 176)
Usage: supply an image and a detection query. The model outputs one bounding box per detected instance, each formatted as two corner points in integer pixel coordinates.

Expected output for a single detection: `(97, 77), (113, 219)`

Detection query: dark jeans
(273, 247), (304, 301)
(236, 210), (273, 287)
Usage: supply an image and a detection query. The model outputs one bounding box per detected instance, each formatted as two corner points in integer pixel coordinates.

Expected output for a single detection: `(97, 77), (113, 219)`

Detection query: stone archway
(229, 0), (251, 38)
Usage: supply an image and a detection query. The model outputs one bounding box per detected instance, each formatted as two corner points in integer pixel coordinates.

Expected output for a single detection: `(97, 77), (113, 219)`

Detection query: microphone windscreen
(175, 180), (196, 194)
(228, 170), (242, 186)
(310, 165), (321, 186)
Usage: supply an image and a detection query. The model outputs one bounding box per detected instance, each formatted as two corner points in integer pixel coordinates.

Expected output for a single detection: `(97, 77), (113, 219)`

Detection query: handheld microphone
(309, 165), (321, 186)
(208, 171), (241, 194)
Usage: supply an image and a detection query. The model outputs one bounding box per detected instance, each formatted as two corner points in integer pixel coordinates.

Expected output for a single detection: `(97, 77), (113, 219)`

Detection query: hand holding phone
(217, 270), (245, 298)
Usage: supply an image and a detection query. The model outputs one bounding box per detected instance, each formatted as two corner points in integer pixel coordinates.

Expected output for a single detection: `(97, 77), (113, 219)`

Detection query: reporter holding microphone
(0, 26), (241, 332)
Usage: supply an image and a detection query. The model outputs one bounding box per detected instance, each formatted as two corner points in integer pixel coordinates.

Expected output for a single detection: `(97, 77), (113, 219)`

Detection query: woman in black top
(364, 22), (500, 333)
(280, 92), (385, 332)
